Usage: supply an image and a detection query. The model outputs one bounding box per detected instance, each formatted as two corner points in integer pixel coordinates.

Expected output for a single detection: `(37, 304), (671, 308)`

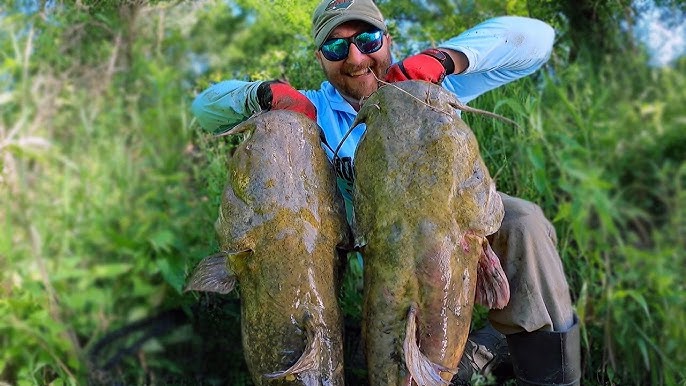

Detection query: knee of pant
(501, 205), (557, 245)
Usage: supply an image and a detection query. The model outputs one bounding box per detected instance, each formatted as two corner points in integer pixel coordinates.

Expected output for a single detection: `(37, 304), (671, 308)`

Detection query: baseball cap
(312, 0), (386, 48)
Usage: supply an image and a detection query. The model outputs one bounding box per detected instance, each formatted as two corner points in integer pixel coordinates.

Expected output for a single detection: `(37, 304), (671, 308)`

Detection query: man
(192, 1), (580, 385)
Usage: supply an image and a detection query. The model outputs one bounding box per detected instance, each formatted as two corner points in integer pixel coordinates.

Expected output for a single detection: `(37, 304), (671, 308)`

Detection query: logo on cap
(325, 0), (354, 11)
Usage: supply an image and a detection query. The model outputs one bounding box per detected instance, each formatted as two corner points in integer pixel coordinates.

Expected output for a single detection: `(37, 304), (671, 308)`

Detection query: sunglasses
(320, 28), (385, 62)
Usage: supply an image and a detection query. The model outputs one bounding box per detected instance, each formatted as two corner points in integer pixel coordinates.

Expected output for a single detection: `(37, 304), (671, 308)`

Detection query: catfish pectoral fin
(403, 304), (455, 386)
(264, 312), (322, 381)
(184, 251), (248, 294)
(475, 240), (510, 309)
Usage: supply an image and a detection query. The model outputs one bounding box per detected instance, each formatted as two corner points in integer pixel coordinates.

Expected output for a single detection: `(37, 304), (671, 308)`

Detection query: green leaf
(92, 263), (133, 279)
(149, 229), (175, 253)
(156, 256), (186, 294)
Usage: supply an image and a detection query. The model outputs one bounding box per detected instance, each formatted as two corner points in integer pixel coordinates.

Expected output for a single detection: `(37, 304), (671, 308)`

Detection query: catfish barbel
(352, 80), (510, 386)
(185, 110), (350, 386)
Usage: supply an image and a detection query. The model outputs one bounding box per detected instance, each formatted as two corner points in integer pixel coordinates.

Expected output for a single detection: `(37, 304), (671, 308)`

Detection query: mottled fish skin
(187, 111), (349, 386)
(352, 81), (505, 385)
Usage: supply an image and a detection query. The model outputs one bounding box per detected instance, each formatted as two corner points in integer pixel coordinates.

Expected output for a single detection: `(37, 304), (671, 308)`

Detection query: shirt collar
(321, 82), (357, 115)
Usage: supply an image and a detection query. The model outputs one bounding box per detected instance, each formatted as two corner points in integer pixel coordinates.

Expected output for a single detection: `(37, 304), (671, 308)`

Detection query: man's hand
(384, 48), (456, 84)
(257, 80), (317, 121)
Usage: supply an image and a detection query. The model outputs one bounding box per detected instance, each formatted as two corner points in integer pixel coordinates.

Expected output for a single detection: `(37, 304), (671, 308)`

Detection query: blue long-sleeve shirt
(192, 16), (555, 205)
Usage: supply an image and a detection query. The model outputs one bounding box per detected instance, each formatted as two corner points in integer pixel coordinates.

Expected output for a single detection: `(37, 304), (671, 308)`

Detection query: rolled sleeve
(191, 80), (264, 134)
(439, 16), (555, 104)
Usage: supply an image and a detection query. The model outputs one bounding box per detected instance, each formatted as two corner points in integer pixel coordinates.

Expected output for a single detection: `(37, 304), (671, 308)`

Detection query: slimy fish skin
(186, 111), (349, 386)
(353, 80), (509, 386)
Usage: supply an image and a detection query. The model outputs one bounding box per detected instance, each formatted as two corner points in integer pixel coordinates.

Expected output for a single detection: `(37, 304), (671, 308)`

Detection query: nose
(346, 42), (367, 64)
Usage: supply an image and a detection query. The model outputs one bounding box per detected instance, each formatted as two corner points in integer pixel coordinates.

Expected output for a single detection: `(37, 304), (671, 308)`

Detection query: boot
(452, 322), (513, 385)
(506, 316), (581, 386)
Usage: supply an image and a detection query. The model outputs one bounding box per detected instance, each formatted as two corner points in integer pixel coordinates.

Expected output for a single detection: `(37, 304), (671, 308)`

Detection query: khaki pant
(487, 193), (574, 334)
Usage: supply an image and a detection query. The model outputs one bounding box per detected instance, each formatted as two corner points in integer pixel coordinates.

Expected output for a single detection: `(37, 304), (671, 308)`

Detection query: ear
(314, 50), (325, 69)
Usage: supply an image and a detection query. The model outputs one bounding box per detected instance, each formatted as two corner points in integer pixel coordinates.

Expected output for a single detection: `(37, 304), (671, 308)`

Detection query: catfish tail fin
(264, 312), (322, 383)
(403, 303), (455, 386)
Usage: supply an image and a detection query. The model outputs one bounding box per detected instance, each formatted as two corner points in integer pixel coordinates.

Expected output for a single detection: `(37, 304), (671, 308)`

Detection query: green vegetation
(1, 1), (684, 385)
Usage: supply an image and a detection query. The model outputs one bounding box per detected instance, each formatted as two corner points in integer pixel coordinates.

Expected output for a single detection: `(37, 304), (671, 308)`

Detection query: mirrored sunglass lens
(321, 29), (383, 61)
(322, 39), (348, 61)
(355, 31), (383, 54)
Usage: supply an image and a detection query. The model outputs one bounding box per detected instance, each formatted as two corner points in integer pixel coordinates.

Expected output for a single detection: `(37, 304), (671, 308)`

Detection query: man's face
(315, 20), (392, 108)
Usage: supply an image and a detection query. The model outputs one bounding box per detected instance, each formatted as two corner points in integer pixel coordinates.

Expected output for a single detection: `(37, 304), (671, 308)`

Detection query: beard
(323, 54), (392, 105)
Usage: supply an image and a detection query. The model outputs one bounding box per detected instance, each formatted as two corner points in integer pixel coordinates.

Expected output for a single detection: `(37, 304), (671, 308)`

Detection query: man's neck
(341, 94), (362, 111)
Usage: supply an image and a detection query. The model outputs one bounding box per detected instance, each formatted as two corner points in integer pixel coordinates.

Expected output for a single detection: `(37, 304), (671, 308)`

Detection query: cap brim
(315, 15), (386, 48)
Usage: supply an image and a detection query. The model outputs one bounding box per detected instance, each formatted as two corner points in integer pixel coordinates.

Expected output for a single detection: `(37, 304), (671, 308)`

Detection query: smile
(348, 68), (371, 77)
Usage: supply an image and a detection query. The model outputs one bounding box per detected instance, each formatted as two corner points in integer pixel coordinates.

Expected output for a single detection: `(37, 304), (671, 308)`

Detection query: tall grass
(1, 8), (223, 384)
(465, 55), (686, 385)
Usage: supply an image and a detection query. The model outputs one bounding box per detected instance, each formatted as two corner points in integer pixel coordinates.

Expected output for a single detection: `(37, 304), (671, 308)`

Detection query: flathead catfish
(352, 80), (510, 385)
(185, 111), (349, 386)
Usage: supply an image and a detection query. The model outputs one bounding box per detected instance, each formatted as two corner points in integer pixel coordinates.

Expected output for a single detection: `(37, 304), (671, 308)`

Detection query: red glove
(257, 80), (316, 121)
(384, 48), (455, 84)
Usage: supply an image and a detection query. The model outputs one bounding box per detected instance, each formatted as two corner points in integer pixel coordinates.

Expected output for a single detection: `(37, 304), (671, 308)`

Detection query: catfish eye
(472, 164), (483, 181)
(460, 160), (485, 190)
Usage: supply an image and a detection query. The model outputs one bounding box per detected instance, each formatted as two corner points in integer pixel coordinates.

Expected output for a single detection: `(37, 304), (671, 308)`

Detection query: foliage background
(1, 0), (684, 385)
